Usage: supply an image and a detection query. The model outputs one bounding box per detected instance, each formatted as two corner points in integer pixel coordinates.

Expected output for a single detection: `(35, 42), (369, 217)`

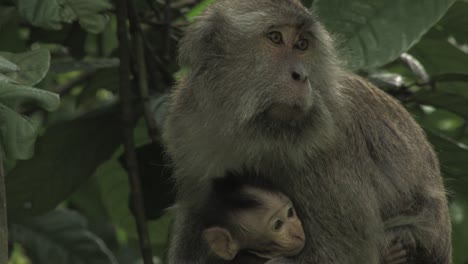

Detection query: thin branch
(57, 70), (96, 97)
(128, 0), (160, 142)
(145, 0), (162, 20)
(115, 0), (154, 264)
(431, 73), (468, 83)
(163, 0), (172, 62)
(407, 73), (468, 91)
(0, 146), (8, 264)
(142, 34), (175, 86)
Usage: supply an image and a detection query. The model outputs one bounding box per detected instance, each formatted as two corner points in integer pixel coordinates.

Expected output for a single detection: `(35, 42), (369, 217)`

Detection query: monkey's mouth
(251, 102), (315, 138)
(266, 103), (308, 121)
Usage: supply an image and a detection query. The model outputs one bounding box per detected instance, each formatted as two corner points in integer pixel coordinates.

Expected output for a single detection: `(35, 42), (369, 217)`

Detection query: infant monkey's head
(202, 171), (305, 261)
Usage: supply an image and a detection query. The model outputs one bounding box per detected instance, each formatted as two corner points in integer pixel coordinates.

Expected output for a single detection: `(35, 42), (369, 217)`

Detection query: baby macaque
(201, 171), (409, 264)
(201, 172), (305, 263)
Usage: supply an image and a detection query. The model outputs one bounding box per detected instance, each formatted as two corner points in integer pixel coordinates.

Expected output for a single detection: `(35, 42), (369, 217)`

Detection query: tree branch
(0, 147), (7, 264)
(163, 0), (172, 62)
(128, 0), (160, 142)
(115, 0), (154, 263)
(57, 70), (96, 97)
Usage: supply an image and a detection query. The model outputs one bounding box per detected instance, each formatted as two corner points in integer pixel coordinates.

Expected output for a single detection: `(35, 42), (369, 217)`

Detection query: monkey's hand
(382, 240), (407, 264)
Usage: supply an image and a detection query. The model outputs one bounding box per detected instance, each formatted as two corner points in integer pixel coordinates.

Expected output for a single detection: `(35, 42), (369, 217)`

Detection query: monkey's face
(179, 0), (338, 135)
(237, 189), (306, 259)
(254, 26), (315, 123)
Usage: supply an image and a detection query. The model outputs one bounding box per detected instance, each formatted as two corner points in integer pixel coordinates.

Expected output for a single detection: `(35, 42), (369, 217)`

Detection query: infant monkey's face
(236, 187), (306, 259)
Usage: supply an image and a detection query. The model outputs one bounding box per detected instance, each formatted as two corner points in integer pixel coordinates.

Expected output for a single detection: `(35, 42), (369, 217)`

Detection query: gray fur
(163, 0), (452, 263)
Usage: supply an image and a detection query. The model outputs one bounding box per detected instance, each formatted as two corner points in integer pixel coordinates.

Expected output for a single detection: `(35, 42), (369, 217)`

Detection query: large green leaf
(68, 0), (112, 34)
(0, 49), (50, 86)
(82, 119), (171, 254)
(0, 56), (17, 83)
(410, 38), (468, 75)
(0, 82), (59, 111)
(314, 0), (456, 69)
(93, 154), (172, 254)
(438, 0), (468, 44)
(16, 0), (112, 33)
(0, 82), (59, 160)
(414, 90), (468, 121)
(0, 56), (17, 72)
(10, 209), (117, 264)
(7, 108), (122, 220)
(426, 130), (468, 192)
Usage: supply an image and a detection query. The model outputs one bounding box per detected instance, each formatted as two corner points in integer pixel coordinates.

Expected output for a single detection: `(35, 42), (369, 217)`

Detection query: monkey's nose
(291, 71), (307, 82)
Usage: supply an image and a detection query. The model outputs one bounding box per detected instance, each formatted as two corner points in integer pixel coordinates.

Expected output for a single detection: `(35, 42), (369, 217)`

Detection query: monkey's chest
(265, 162), (382, 263)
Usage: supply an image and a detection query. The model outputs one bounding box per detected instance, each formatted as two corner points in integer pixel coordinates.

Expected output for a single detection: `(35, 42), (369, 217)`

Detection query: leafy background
(0, 0), (466, 263)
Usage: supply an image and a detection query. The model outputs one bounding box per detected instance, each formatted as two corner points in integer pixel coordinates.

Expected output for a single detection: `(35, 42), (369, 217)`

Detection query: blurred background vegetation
(0, 0), (467, 263)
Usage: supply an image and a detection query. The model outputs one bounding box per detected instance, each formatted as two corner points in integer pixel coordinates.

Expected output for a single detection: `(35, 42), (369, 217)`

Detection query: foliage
(0, 0), (466, 263)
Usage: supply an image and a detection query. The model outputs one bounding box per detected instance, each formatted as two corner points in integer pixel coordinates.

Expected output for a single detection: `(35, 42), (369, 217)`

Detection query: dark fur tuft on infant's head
(202, 168), (281, 228)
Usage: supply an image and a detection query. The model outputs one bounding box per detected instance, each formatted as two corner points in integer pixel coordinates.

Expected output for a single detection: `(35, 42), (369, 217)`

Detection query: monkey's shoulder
(340, 74), (425, 138)
(339, 73), (437, 169)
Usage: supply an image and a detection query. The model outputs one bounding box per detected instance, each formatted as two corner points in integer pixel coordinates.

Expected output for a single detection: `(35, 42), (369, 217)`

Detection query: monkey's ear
(202, 227), (240, 260)
(178, 11), (224, 72)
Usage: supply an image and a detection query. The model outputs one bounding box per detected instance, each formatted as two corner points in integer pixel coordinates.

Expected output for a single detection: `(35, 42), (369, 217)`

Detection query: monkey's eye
(267, 31), (283, 44)
(295, 39), (309, 51)
(287, 207), (295, 218)
(273, 219), (284, 231)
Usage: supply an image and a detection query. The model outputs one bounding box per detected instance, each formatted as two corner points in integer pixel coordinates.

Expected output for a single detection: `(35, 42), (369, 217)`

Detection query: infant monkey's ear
(202, 227), (240, 260)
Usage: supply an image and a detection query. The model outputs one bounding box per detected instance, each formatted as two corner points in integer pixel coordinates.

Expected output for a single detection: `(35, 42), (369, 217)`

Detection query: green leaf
(414, 90), (468, 121)
(314, 0), (456, 69)
(69, 0), (112, 34)
(10, 209), (117, 264)
(85, 120), (171, 253)
(16, 0), (64, 30)
(0, 82), (59, 160)
(186, 0), (216, 21)
(7, 108), (122, 220)
(438, 1), (468, 44)
(425, 130), (468, 191)
(16, 0), (112, 33)
(0, 49), (50, 86)
(0, 56), (18, 72)
(92, 155), (172, 252)
(410, 38), (468, 75)
(0, 82), (59, 111)
(0, 103), (37, 160)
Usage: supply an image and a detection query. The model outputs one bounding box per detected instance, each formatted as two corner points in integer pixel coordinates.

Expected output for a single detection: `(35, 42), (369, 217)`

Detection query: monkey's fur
(163, 0), (452, 263)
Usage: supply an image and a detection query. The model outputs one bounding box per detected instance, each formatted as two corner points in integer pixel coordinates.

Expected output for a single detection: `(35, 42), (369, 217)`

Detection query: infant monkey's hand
(382, 240), (407, 264)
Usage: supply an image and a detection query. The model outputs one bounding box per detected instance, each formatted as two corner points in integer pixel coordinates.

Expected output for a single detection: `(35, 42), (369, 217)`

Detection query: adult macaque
(201, 172), (305, 264)
(163, 0), (452, 263)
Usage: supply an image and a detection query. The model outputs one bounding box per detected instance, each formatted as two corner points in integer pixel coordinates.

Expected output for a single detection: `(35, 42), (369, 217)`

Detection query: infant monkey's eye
(267, 31), (283, 44)
(273, 219), (284, 231)
(287, 207), (295, 218)
(295, 39), (309, 51)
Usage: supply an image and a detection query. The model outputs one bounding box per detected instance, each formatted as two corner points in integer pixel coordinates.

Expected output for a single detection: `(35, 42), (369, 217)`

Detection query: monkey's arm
(347, 76), (451, 263)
